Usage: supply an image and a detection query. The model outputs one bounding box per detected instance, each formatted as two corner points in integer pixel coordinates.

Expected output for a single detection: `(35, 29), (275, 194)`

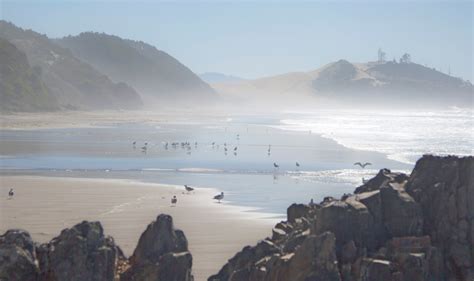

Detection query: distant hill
(0, 21), (143, 111)
(199, 72), (244, 83)
(57, 32), (217, 104)
(213, 59), (473, 109)
(0, 37), (58, 112)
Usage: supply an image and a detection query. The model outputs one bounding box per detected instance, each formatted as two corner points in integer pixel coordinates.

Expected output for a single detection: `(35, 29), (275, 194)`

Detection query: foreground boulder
(406, 155), (474, 280)
(120, 214), (194, 281)
(1, 214), (193, 281)
(210, 155), (473, 281)
(0, 229), (39, 281)
(37, 221), (119, 281)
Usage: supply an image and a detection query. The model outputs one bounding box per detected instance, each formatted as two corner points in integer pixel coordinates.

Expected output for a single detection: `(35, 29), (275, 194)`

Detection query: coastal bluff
(1, 155), (472, 281)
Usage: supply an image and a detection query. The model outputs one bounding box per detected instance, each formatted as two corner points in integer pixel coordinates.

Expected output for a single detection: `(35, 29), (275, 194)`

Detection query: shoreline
(0, 175), (278, 281)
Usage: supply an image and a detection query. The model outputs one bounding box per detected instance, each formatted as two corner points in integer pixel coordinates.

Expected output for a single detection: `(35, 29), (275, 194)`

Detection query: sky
(1, 0), (472, 81)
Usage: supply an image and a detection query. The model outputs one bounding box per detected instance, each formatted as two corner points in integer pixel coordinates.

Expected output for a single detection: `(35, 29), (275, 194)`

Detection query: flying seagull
(184, 185), (194, 192)
(273, 162), (279, 168)
(354, 162), (372, 168)
(296, 162), (300, 167)
(213, 192), (224, 203)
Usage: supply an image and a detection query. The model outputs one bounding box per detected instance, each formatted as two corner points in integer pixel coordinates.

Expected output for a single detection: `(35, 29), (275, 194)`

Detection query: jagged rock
(287, 203), (311, 223)
(406, 155), (474, 280)
(0, 229), (39, 281)
(355, 190), (387, 247)
(354, 168), (408, 194)
(380, 184), (423, 238)
(358, 258), (394, 281)
(266, 232), (341, 281)
(121, 214), (193, 281)
(37, 221), (118, 281)
(208, 239), (280, 281)
(313, 198), (376, 253)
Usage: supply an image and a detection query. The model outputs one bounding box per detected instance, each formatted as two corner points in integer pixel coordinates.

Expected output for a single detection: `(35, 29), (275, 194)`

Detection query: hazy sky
(1, 0), (472, 81)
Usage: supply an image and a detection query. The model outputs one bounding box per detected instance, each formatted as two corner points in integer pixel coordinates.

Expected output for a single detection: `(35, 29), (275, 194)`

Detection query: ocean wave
(277, 109), (473, 165)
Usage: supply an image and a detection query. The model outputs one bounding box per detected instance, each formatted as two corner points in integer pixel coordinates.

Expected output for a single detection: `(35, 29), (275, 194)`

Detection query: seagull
(171, 196), (177, 206)
(296, 162), (300, 168)
(273, 162), (279, 168)
(354, 162), (372, 168)
(213, 192), (224, 203)
(184, 185), (194, 192)
(132, 141), (136, 146)
(233, 147), (238, 151)
(8, 188), (14, 199)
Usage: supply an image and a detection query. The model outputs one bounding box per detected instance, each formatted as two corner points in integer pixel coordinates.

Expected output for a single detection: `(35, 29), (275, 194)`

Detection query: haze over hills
(213, 59), (473, 109)
(0, 21), (143, 111)
(0, 38), (59, 112)
(57, 32), (217, 104)
(199, 72), (244, 84)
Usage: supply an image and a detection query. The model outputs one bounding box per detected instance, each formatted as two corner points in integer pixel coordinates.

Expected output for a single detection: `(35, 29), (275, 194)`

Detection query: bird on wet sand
(185, 185), (194, 192)
(354, 162), (372, 168)
(213, 192), (224, 203)
(8, 188), (14, 199)
(171, 196), (177, 206)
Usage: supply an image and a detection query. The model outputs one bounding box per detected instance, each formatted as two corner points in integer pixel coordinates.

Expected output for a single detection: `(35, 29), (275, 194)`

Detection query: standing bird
(354, 162), (372, 168)
(273, 162), (279, 169)
(184, 185), (194, 193)
(213, 192), (224, 203)
(8, 188), (14, 199)
(171, 196), (177, 206)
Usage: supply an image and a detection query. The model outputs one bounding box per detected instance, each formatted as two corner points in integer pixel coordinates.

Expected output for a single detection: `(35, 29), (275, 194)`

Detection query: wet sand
(0, 176), (277, 281)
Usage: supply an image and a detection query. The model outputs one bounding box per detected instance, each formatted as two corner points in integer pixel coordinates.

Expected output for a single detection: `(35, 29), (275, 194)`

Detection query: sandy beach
(0, 176), (277, 281)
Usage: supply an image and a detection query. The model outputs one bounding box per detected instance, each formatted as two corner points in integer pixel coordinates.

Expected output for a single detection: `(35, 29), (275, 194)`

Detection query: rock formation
(209, 155), (473, 281)
(37, 221), (119, 281)
(120, 214), (194, 281)
(0, 229), (39, 281)
(0, 216), (193, 281)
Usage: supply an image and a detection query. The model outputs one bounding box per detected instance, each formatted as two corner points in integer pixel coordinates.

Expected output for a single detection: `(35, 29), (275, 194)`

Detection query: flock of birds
(169, 185), (224, 207)
(165, 161), (372, 207)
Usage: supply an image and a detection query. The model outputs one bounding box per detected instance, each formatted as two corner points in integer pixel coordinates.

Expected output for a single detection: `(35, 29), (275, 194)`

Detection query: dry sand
(0, 176), (277, 281)
(0, 110), (229, 130)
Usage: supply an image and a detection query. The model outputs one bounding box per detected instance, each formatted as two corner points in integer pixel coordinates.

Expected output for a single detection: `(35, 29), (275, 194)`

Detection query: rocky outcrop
(406, 155), (474, 280)
(121, 214), (194, 281)
(0, 229), (39, 281)
(210, 155), (473, 281)
(354, 168), (408, 194)
(0, 215), (193, 281)
(37, 221), (119, 281)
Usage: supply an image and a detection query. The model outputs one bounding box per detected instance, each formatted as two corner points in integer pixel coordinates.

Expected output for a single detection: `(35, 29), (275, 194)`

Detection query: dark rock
(358, 258), (394, 281)
(313, 197), (376, 253)
(354, 168), (409, 194)
(208, 239), (279, 281)
(380, 184), (423, 238)
(405, 155), (474, 280)
(37, 221), (118, 281)
(121, 214), (193, 281)
(266, 232), (341, 281)
(287, 203), (311, 223)
(0, 229), (39, 281)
